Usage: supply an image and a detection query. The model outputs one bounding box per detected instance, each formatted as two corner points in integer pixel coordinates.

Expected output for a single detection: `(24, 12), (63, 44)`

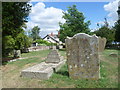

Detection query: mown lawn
(1, 49), (118, 88)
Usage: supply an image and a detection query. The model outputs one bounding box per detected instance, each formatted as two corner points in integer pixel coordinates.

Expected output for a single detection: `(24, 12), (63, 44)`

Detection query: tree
(3, 36), (15, 56)
(94, 26), (115, 45)
(30, 26), (41, 41)
(15, 30), (32, 50)
(2, 2), (31, 37)
(59, 5), (91, 42)
(2, 2), (31, 56)
(114, 20), (120, 42)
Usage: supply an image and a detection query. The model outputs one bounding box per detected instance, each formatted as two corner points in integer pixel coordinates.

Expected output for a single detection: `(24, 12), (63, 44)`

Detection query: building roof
(43, 34), (59, 43)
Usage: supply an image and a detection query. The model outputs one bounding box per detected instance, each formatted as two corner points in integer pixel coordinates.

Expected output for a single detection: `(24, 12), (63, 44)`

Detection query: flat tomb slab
(21, 62), (53, 80)
(21, 60), (66, 80)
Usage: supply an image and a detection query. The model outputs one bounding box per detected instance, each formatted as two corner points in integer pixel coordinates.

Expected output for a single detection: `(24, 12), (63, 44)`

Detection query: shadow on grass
(2, 57), (18, 65)
(55, 70), (69, 77)
(59, 48), (66, 51)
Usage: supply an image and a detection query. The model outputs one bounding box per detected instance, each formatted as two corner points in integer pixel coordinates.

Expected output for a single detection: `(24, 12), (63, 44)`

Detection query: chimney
(51, 32), (53, 36)
(58, 31), (60, 37)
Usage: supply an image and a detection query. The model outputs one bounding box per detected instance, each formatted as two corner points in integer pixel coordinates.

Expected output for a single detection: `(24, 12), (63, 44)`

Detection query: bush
(3, 35), (15, 56)
(35, 39), (56, 46)
(15, 33), (32, 50)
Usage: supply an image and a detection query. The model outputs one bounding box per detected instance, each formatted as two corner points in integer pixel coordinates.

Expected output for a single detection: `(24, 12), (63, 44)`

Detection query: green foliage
(2, 2), (31, 37)
(15, 31), (32, 50)
(2, 2), (31, 56)
(3, 36), (15, 56)
(3, 36), (15, 49)
(30, 26), (41, 41)
(94, 26), (115, 44)
(2, 36), (15, 56)
(59, 5), (91, 42)
(114, 20), (120, 42)
(36, 39), (51, 46)
(35, 39), (54, 46)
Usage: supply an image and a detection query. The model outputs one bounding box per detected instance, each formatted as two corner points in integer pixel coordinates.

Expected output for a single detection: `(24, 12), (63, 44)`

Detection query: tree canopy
(2, 2), (31, 56)
(30, 26), (41, 41)
(94, 26), (115, 45)
(114, 20), (120, 42)
(59, 5), (91, 42)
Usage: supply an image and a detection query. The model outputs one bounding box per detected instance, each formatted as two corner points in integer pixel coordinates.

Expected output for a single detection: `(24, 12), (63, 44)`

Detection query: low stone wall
(28, 46), (58, 51)
(28, 46), (50, 51)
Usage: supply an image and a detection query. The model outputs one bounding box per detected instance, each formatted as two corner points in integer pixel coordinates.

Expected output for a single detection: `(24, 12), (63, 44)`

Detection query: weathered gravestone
(13, 50), (21, 58)
(65, 33), (100, 80)
(45, 50), (61, 63)
(98, 37), (106, 52)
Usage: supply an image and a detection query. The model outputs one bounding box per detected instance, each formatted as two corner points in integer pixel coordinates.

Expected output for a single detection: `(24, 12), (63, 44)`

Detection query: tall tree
(114, 20), (120, 42)
(94, 26), (115, 45)
(59, 5), (91, 42)
(2, 2), (31, 37)
(30, 26), (41, 41)
(2, 2), (31, 56)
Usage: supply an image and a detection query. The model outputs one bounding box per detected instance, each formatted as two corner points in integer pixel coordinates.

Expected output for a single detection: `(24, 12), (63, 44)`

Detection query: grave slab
(21, 60), (66, 80)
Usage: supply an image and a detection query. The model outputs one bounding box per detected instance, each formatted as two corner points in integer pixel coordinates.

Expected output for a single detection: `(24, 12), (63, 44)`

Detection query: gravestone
(13, 50), (21, 58)
(65, 33), (100, 80)
(21, 49), (66, 80)
(98, 37), (106, 52)
(45, 50), (61, 63)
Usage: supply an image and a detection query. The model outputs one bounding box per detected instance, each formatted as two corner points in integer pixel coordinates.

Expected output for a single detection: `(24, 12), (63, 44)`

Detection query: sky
(26, 0), (119, 38)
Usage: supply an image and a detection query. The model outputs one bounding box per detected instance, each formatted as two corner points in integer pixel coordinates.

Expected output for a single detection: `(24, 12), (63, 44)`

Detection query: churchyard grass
(1, 49), (118, 88)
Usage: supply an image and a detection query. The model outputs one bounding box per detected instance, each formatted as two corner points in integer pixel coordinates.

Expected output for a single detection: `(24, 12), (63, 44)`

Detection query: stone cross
(65, 33), (100, 80)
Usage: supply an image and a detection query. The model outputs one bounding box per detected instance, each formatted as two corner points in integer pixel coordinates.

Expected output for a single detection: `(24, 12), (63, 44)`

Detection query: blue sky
(27, 0), (119, 37)
(44, 2), (109, 29)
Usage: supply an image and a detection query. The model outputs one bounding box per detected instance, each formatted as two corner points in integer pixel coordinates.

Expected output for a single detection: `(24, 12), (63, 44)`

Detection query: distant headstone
(21, 48), (29, 53)
(98, 37), (106, 52)
(109, 53), (118, 57)
(13, 50), (21, 58)
(65, 33), (100, 80)
(45, 50), (61, 63)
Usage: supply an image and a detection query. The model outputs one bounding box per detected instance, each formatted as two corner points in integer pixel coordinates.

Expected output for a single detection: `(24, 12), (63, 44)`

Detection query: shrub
(35, 39), (56, 46)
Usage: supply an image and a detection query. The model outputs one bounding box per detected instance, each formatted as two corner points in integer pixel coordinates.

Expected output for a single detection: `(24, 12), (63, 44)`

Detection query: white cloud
(26, 2), (65, 38)
(103, 0), (119, 26)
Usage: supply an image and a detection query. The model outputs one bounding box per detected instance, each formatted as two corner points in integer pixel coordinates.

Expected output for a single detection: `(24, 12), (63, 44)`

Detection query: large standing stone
(45, 50), (61, 63)
(98, 37), (106, 52)
(65, 33), (100, 80)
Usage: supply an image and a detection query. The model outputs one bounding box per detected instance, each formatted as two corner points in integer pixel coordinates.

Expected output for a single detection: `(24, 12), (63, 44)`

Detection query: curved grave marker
(65, 33), (100, 80)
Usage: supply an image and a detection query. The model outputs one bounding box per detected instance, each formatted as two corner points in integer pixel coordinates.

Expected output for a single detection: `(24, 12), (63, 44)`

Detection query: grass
(1, 49), (118, 88)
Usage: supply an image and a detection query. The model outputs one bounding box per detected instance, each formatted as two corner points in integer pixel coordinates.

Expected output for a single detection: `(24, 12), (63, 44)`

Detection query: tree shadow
(55, 70), (69, 77)
(2, 57), (18, 65)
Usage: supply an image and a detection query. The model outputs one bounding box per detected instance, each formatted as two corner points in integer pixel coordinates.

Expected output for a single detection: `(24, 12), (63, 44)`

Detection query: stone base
(21, 60), (66, 80)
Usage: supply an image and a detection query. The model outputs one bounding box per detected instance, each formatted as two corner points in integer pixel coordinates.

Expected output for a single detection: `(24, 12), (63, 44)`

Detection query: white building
(43, 32), (62, 44)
